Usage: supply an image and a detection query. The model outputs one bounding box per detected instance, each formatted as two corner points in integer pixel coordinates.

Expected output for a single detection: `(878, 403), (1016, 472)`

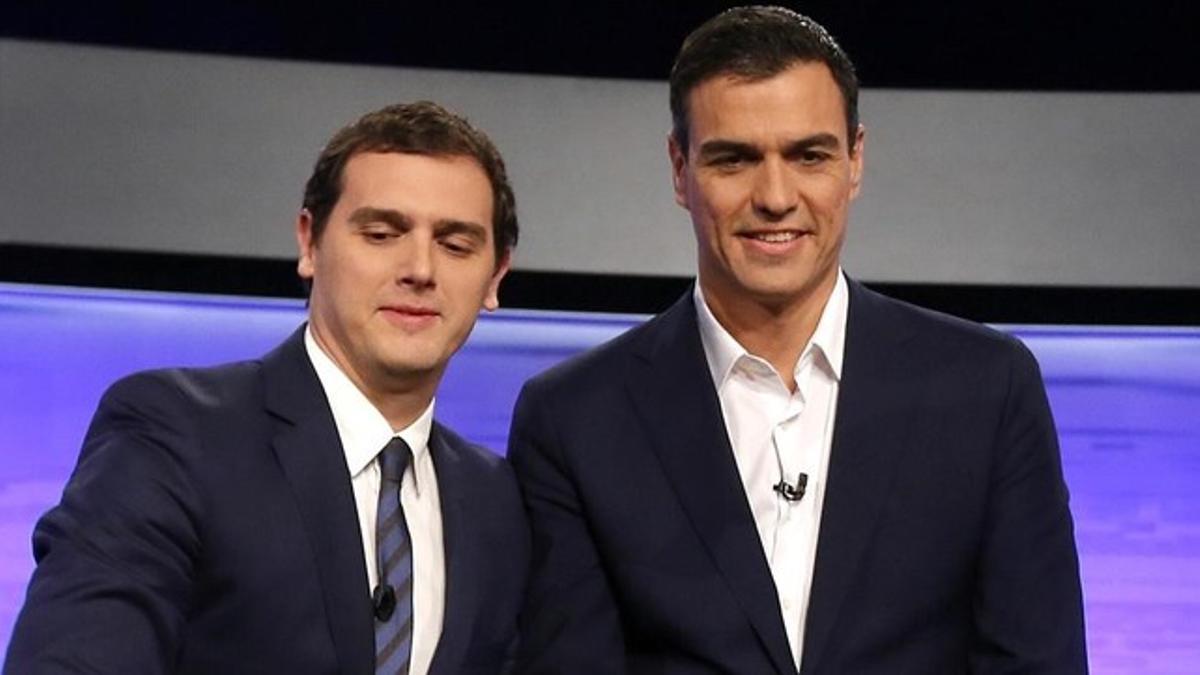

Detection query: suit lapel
(800, 281), (919, 673)
(627, 294), (796, 675)
(426, 424), (476, 675)
(262, 328), (374, 675)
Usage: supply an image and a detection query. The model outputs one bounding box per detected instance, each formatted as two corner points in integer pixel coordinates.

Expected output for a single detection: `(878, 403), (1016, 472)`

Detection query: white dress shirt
(694, 271), (848, 670)
(305, 327), (445, 675)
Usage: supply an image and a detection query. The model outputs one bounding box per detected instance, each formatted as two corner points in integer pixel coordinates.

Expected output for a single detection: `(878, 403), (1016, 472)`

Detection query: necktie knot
(379, 437), (411, 483)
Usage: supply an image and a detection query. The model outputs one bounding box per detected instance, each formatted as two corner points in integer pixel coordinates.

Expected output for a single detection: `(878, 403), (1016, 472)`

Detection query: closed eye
(439, 236), (479, 256)
(435, 221), (489, 257)
(362, 229), (399, 243)
(349, 207), (409, 243)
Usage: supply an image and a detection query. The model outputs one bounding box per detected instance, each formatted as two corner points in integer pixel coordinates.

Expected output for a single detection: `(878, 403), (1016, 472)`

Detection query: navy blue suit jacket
(6, 328), (529, 674)
(509, 280), (1086, 674)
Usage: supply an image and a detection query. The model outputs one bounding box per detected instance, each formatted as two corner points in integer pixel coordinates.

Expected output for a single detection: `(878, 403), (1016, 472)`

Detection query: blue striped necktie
(374, 437), (413, 674)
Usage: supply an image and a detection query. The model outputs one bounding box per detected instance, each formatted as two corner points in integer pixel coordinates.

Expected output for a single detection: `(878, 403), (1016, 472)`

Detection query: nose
(752, 157), (798, 221)
(398, 231), (436, 289)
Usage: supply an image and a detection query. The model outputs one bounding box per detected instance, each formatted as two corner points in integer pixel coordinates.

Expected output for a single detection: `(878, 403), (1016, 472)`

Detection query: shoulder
(431, 422), (526, 535)
(84, 352), (300, 474)
(850, 280), (1037, 369)
(100, 357), (267, 424)
(432, 422), (511, 476)
(521, 294), (691, 397)
(54, 360), (272, 546)
(845, 282), (1050, 428)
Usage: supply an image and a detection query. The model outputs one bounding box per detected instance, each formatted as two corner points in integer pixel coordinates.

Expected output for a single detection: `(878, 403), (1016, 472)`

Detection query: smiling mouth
(739, 230), (810, 243)
(379, 306), (441, 329)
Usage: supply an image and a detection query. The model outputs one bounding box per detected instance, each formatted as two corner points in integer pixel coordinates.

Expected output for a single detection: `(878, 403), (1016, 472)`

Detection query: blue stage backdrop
(1, 282), (1197, 673)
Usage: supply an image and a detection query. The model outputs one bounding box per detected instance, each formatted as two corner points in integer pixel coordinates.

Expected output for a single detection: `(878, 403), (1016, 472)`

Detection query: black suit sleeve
(5, 373), (202, 675)
(507, 379), (628, 674)
(970, 341), (1088, 673)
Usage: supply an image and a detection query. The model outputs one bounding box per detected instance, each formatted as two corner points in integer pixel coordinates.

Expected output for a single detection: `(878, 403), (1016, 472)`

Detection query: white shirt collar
(304, 325), (434, 491)
(695, 269), (849, 388)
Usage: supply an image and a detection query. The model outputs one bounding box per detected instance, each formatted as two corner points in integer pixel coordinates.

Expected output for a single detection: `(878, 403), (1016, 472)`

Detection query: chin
(737, 273), (813, 296)
(738, 279), (822, 306)
(377, 354), (438, 379)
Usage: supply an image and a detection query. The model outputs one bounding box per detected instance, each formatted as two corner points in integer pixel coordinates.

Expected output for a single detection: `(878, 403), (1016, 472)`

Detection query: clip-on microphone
(372, 582), (396, 621)
(773, 472), (809, 502)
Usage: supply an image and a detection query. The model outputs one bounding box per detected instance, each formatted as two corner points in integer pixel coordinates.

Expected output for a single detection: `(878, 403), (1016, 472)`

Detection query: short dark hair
(302, 101), (518, 262)
(669, 6), (859, 154)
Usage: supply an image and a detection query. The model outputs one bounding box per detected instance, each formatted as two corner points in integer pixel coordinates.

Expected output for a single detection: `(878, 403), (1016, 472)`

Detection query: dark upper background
(4, 2), (1198, 322)
(4, 2), (1197, 93)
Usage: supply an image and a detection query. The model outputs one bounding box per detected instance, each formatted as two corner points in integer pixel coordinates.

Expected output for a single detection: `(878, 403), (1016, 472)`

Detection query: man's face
(297, 151), (509, 400)
(669, 61), (864, 315)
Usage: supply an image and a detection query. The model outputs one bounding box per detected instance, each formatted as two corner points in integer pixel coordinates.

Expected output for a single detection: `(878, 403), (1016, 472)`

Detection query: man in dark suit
(509, 7), (1087, 673)
(6, 101), (529, 674)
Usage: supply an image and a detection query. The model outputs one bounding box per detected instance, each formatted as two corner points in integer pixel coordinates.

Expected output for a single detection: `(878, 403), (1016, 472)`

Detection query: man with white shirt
(509, 7), (1087, 673)
(7, 101), (529, 675)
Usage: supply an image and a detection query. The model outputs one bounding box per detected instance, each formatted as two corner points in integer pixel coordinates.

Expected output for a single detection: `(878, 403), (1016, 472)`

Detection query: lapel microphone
(372, 583), (396, 621)
(773, 473), (809, 502)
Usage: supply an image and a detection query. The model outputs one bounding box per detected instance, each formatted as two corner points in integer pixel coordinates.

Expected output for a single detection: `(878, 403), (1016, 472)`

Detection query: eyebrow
(434, 219), (489, 244)
(783, 132), (842, 154)
(348, 207), (410, 229)
(348, 206), (489, 242)
(696, 139), (760, 160)
(697, 132), (843, 159)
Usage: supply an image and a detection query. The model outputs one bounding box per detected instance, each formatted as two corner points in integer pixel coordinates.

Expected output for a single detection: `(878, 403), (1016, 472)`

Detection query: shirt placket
(771, 363), (817, 664)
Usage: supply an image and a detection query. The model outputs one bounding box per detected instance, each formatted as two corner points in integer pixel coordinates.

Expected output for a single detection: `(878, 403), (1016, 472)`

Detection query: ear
(482, 249), (513, 312)
(296, 209), (317, 280)
(667, 132), (690, 210)
(849, 124), (866, 200)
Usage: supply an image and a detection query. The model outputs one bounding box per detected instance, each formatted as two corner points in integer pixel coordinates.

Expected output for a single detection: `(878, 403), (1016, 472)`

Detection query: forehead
(338, 151), (494, 228)
(686, 61), (848, 147)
